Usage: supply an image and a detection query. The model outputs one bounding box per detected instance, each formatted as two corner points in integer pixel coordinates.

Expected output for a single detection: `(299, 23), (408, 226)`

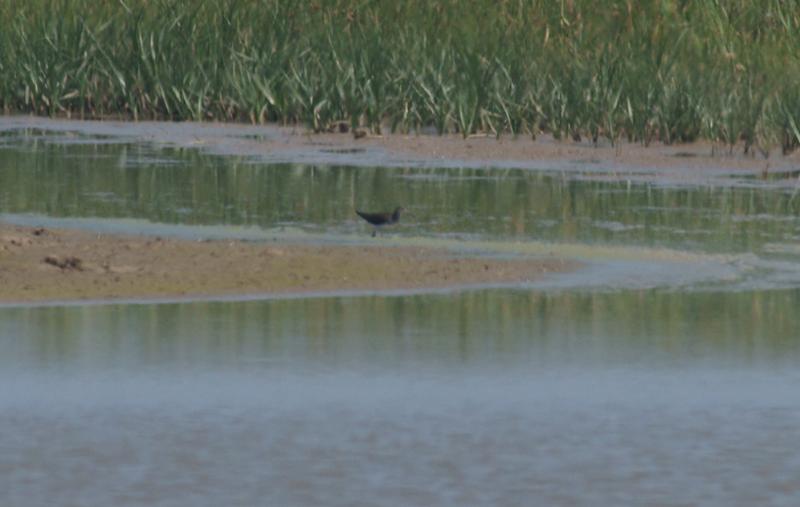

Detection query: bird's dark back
(356, 207), (403, 226)
(356, 209), (389, 225)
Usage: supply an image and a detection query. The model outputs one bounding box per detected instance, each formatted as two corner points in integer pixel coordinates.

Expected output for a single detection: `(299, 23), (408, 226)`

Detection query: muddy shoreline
(0, 116), (793, 303)
(2, 116), (799, 186)
(0, 223), (576, 304)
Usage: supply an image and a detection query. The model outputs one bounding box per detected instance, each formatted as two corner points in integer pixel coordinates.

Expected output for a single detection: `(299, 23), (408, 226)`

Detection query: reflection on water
(3, 128), (800, 506)
(2, 130), (800, 253)
(3, 290), (800, 370)
(2, 291), (800, 506)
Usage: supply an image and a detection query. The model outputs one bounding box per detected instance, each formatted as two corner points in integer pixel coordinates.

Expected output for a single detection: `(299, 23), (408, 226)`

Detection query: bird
(355, 206), (405, 237)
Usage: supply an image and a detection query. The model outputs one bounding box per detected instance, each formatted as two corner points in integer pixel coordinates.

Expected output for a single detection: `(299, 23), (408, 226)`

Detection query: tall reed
(2, 0), (800, 152)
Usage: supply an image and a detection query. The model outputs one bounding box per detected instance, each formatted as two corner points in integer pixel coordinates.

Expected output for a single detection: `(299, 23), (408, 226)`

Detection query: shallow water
(2, 128), (800, 254)
(2, 126), (800, 506)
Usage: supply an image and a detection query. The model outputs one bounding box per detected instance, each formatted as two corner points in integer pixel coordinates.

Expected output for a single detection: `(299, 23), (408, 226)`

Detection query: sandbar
(0, 223), (576, 304)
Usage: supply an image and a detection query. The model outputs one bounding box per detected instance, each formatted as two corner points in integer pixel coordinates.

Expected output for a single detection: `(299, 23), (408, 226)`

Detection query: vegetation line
(3, 0), (800, 154)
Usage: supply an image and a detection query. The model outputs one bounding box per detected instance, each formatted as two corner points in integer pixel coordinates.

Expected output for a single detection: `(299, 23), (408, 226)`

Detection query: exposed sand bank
(0, 223), (576, 304)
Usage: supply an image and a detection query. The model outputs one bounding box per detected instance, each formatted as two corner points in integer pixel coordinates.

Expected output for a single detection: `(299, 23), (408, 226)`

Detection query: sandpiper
(355, 207), (405, 237)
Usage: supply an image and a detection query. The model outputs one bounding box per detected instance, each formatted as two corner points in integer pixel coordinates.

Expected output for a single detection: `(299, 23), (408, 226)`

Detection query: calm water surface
(2, 128), (800, 506)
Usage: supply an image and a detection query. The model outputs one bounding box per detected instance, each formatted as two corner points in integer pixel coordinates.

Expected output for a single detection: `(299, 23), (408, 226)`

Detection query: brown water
(1, 122), (800, 506)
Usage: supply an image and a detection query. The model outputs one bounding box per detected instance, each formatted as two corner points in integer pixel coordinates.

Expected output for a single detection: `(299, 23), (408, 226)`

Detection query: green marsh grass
(3, 0), (800, 152)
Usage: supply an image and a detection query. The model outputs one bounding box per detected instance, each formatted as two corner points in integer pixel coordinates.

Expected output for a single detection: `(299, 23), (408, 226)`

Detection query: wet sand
(0, 223), (575, 304)
(2, 116), (799, 185)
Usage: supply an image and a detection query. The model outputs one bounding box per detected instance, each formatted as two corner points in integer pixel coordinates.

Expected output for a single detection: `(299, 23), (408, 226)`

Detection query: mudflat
(0, 223), (575, 304)
(2, 117), (796, 183)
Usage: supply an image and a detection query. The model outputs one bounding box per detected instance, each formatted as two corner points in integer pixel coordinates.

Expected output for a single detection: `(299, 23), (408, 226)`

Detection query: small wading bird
(355, 206), (405, 237)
